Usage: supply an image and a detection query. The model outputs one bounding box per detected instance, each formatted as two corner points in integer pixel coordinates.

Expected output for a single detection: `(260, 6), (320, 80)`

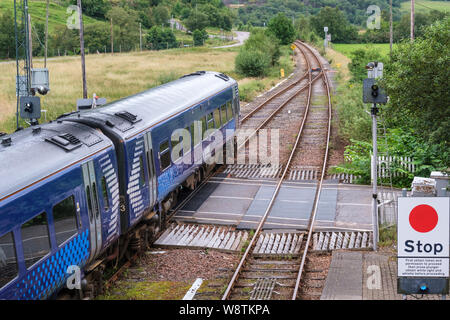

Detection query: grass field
(332, 43), (392, 58)
(0, 45), (294, 133)
(0, 0), (102, 32)
(400, 0), (450, 13)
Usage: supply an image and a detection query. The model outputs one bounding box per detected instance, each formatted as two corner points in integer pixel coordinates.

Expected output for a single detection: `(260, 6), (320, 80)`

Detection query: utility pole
(411, 0), (415, 41)
(28, 14), (32, 69)
(110, 18), (114, 54)
(139, 22), (142, 51)
(44, 0), (49, 67)
(77, 0), (87, 99)
(389, 0), (393, 56)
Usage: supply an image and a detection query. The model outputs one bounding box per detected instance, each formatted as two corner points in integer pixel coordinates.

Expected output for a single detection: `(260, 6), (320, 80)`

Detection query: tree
(348, 47), (385, 83)
(193, 29), (208, 46)
(383, 18), (450, 166)
(50, 25), (79, 55)
(310, 7), (357, 43)
(0, 10), (15, 59)
(70, 0), (110, 19)
(152, 5), (170, 27)
(184, 11), (209, 32)
(267, 13), (295, 45)
(147, 26), (177, 50)
(84, 22), (110, 53)
(106, 7), (140, 51)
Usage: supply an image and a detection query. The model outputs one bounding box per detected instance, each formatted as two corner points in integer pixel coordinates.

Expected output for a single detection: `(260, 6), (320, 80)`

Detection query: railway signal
(14, 0), (50, 127)
(363, 61), (388, 251)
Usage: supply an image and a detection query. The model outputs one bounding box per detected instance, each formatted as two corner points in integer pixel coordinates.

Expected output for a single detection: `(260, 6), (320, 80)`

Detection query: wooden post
(139, 22), (142, 51)
(45, 0), (49, 67)
(411, 0), (415, 41)
(389, 0), (393, 56)
(28, 14), (33, 69)
(77, 0), (87, 99)
(110, 18), (114, 54)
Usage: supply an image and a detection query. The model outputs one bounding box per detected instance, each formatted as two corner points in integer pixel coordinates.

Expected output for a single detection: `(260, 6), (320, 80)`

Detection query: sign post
(397, 197), (449, 296)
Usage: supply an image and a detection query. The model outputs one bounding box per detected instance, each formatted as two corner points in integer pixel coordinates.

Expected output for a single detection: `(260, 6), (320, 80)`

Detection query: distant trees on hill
(0, 0), (235, 59)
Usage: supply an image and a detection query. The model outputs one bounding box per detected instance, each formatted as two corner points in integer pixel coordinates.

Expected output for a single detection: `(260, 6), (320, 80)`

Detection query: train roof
(61, 71), (237, 140)
(0, 121), (113, 202)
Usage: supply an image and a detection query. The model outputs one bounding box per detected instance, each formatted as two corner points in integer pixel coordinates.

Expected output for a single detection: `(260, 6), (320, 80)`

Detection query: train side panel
(0, 148), (120, 300)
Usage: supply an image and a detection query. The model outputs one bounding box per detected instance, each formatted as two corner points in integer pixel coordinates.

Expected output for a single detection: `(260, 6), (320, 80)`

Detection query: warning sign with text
(397, 197), (449, 277)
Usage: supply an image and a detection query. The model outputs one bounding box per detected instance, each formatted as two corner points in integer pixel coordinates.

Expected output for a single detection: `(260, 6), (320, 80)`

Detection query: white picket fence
(374, 155), (415, 178)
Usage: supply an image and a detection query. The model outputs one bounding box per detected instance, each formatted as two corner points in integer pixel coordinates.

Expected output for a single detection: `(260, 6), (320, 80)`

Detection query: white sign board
(398, 197), (449, 277)
(324, 26), (328, 33)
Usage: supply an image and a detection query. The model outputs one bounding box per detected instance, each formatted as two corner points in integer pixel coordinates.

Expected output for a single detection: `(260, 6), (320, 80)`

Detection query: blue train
(0, 71), (240, 299)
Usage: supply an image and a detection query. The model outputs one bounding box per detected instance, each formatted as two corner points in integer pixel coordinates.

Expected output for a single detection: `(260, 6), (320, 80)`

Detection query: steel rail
(221, 43), (315, 300)
(239, 71), (309, 123)
(291, 40), (332, 300)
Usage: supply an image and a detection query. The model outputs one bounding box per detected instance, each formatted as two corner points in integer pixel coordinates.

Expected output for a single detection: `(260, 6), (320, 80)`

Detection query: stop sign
(398, 197), (449, 277)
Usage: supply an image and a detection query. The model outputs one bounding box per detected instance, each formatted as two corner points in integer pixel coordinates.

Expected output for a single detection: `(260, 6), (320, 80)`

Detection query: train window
(201, 117), (207, 136)
(159, 140), (171, 171)
(207, 112), (214, 130)
(139, 156), (146, 186)
(214, 109), (221, 129)
(86, 185), (93, 222)
(21, 212), (51, 269)
(53, 195), (78, 246)
(226, 101), (233, 120)
(0, 232), (18, 288)
(92, 182), (100, 220)
(221, 104), (227, 124)
(160, 140), (169, 152)
(101, 176), (109, 211)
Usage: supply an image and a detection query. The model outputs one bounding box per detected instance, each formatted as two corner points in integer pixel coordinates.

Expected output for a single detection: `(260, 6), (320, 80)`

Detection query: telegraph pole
(110, 18), (114, 54)
(139, 22), (142, 51)
(411, 0), (415, 41)
(389, 0), (393, 56)
(44, 0), (49, 67)
(27, 14), (32, 69)
(77, 0), (87, 99)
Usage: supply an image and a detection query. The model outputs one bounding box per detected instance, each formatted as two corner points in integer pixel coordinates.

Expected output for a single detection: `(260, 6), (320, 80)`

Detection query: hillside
(0, 0), (102, 32)
(400, 0), (450, 13)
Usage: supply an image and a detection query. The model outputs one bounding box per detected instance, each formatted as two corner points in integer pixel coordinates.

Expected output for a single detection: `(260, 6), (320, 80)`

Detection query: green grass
(0, 0), (103, 32)
(332, 43), (392, 58)
(400, 0), (450, 14)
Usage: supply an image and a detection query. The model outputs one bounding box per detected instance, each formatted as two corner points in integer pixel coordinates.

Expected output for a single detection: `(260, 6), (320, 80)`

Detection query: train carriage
(62, 71), (240, 237)
(0, 121), (120, 299)
(0, 70), (240, 299)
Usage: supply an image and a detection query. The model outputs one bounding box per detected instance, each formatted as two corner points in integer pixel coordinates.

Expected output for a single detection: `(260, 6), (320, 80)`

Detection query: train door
(144, 132), (157, 208)
(82, 161), (102, 261)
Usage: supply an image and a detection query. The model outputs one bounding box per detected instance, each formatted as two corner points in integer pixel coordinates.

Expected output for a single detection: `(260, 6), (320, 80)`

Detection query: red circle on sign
(409, 204), (438, 233)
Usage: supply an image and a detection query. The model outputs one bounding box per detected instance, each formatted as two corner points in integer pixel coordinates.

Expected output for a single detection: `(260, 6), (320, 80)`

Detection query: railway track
(221, 40), (333, 300)
(104, 41), (336, 300)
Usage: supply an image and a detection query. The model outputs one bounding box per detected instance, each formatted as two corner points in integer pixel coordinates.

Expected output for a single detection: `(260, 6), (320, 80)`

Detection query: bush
(235, 49), (271, 77)
(235, 29), (281, 77)
(147, 26), (177, 50)
(193, 29), (208, 46)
